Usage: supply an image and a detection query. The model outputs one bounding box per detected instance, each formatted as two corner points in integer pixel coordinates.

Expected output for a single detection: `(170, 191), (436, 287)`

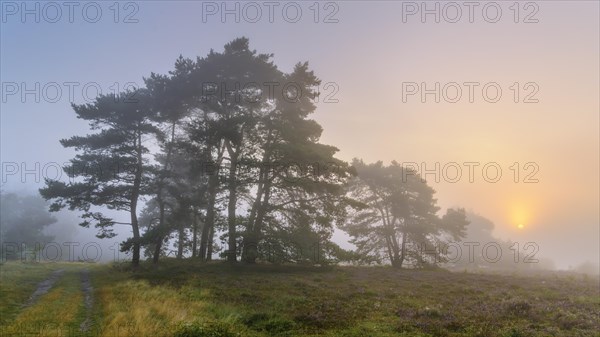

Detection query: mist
(1, 2), (598, 336)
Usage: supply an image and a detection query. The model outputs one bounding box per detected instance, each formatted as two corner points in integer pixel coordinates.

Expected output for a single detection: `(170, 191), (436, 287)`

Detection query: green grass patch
(1, 260), (599, 336)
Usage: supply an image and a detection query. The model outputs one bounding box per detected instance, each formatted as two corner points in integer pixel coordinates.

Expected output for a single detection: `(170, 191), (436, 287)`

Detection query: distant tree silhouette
(342, 159), (469, 268)
(0, 193), (56, 260)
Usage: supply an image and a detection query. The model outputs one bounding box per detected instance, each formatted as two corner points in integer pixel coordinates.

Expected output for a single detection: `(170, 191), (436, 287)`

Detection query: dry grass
(1, 260), (599, 337)
(3, 267), (84, 336)
(0, 262), (60, 326)
(95, 277), (209, 337)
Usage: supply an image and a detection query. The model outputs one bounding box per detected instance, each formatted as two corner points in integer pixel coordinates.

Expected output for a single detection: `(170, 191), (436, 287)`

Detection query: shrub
(504, 299), (532, 316)
(173, 321), (239, 337)
(242, 312), (295, 335)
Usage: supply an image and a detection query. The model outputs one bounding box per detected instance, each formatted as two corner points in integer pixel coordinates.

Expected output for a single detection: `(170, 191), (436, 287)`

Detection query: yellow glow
(507, 200), (535, 231)
(511, 207), (529, 225)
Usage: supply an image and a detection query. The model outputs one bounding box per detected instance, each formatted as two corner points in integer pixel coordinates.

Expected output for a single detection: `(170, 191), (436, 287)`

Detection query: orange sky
(2, 1), (598, 268)
(309, 2), (599, 268)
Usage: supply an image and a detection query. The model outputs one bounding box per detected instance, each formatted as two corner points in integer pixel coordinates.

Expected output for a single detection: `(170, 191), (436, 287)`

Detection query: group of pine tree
(40, 38), (470, 268)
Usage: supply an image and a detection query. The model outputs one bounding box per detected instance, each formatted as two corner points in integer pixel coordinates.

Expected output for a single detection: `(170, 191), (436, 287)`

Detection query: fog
(1, 1), (598, 273)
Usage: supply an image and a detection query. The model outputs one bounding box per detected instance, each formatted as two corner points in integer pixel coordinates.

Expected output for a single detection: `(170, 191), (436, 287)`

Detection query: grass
(4, 268), (83, 336)
(0, 259), (599, 336)
(0, 262), (64, 326)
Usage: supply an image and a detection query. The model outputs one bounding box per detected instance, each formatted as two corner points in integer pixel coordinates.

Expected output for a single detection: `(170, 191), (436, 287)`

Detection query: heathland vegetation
(1, 260), (599, 337)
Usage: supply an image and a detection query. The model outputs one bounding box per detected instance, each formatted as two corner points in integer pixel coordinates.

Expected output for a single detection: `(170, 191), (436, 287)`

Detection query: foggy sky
(1, 1), (598, 269)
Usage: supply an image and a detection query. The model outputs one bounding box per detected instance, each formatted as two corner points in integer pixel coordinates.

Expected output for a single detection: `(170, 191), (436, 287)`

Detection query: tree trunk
(177, 225), (185, 259)
(384, 235), (395, 266)
(242, 133), (273, 264)
(152, 240), (162, 264)
(131, 211), (140, 266)
(226, 143), (239, 263)
(398, 228), (408, 268)
(152, 196), (166, 264)
(391, 233), (401, 267)
(199, 143), (223, 261)
(191, 212), (198, 258)
(243, 175), (272, 264)
(200, 173), (218, 260)
(207, 225), (214, 261)
(153, 121), (177, 264)
(130, 131), (143, 267)
(242, 167), (265, 263)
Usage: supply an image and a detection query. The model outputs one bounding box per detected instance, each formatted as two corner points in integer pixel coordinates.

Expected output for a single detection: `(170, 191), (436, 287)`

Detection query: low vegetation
(1, 260), (598, 337)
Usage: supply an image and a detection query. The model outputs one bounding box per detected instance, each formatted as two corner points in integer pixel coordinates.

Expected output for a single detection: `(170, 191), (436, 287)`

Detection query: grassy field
(0, 260), (598, 337)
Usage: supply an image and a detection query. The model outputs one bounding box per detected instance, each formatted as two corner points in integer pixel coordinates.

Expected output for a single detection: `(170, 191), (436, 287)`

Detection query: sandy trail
(22, 269), (64, 308)
(79, 269), (94, 332)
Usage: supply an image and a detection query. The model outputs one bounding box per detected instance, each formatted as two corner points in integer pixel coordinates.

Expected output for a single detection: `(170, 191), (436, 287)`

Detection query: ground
(0, 260), (598, 337)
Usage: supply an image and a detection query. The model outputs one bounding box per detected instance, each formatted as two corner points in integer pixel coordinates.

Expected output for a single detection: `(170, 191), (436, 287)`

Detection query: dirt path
(22, 269), (64, 308)
(22, 269), (94, 332)
(79, 269), (94, 332)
